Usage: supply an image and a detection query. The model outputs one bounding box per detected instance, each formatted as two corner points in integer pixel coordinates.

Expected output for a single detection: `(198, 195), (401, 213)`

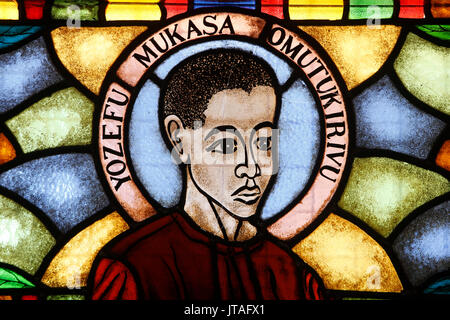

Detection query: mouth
(231, 185), (261, 205)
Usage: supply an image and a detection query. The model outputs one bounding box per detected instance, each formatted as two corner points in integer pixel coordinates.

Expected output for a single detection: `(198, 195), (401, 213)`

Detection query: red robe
(90, 212), (326, 300)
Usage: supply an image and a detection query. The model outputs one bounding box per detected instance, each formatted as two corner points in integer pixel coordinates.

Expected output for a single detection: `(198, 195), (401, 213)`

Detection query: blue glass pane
(393, 200), (450, 286)
(352, 76), (446, 159)
(0, 153), (110, 232)
(0, 37), (64, 113)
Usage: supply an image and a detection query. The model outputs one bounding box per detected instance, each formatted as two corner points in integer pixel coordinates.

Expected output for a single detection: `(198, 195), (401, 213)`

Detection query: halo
(97, 11), (350, 240)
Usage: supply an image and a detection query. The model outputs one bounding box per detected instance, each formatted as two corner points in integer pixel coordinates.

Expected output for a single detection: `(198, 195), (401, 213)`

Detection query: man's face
(185, 85), (278, 219)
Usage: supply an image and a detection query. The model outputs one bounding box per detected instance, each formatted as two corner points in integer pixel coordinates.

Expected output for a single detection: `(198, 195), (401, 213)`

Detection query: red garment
(91, 212), (326, 300)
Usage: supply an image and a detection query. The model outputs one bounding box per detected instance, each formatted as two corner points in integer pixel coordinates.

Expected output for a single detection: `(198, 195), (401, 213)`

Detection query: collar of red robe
(170, 211), (265, 255)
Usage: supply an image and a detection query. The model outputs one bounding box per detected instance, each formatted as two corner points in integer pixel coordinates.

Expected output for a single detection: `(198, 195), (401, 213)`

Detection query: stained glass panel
(0, 0), (448, 306)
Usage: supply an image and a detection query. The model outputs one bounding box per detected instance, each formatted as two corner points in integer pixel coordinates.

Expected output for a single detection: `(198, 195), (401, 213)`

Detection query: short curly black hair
(160, 49), (278, 129)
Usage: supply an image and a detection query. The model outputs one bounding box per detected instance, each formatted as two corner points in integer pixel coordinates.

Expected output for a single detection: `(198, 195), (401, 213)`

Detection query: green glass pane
(51, 0), (99, 21)
(47, 295), (85, 300)
(338, 157), (450, 237)
(416, 25), (450, 42)
(0, 267), (35, 289)
(349, 0), (393, 19)
(350, 0), (393, 4)
(6, 87), (94, 153)
(0, 194), (55, 275)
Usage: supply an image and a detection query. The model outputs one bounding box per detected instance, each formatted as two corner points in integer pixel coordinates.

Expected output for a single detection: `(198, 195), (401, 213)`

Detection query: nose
(234, 152), (261, 179)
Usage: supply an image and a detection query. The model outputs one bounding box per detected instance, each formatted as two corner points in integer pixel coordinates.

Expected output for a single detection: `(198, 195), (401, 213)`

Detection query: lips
(232, 185), (261, 205)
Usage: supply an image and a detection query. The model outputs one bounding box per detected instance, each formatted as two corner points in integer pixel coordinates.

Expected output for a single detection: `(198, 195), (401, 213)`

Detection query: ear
(164, 114), (189, 164)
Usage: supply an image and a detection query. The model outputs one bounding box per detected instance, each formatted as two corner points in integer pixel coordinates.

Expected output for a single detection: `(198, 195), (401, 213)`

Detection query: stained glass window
(0, 0), (448, 305)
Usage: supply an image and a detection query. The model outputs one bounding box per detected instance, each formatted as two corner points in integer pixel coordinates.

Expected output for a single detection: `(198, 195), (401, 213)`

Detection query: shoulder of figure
(255, 237), (317, 273)
(104, 212), (180, 257)
(247, 237), (300, 270)
(91, 258), (139, 300)
(255, 236), (295, 259)
(256, 238), (328, 299)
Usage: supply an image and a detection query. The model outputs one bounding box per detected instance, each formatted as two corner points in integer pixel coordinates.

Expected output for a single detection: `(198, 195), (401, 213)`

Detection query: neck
(183, 168), (257, 242)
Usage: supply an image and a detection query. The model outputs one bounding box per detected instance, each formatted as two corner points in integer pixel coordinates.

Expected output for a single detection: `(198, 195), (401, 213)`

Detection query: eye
(206, 138), (237, 154)
(255, 136), (271, 151)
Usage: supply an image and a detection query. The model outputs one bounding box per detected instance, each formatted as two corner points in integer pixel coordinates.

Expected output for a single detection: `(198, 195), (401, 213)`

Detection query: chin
(228, 203), (259, 219)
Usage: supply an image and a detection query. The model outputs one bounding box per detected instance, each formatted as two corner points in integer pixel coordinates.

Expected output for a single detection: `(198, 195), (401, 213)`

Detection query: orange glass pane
(431, 0), (450, 18)
(0, 133), (16, 165)
(436, 140), (450, 171)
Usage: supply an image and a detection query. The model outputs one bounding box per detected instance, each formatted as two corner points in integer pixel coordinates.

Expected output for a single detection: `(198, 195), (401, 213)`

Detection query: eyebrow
(253, 121), (275, 132)
(204, 125), (240, 141)
(250, 122), (274, 143)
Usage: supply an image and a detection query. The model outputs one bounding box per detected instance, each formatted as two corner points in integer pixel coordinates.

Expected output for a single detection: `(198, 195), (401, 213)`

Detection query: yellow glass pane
(105, 4), (161, 21)
(289, 0), (344, 20)
(293, 214), (403, 292)
(299, 26), (401, 89)
(41, 212), (129, 288)
(289, 0), (343, 4)
(51, 26), (147, 95)
(0, 1), (18, 20)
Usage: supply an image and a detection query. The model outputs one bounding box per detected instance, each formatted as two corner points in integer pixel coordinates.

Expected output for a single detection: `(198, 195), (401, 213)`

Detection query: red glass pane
(164, 0), (189, 19)
(399, 0), (424, 18)
(261, 0), (284, 19)
(24, 0), (46, 20)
